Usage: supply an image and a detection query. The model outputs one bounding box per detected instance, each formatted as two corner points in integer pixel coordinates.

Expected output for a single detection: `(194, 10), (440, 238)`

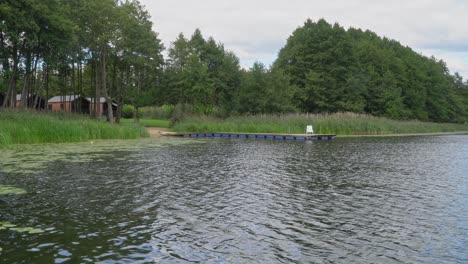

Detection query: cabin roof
(47, 95), (116, 106)
(86, 97), (107, 104)
(48, 95), (80, 103)
(79, 96), (118, 106)
(16, 94), (46, 100)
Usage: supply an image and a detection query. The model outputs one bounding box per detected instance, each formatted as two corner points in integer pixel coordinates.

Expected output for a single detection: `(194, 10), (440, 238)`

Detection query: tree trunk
(3, 45), (19, 108)
(94, 54), (101, 119)
(20, 73), (30, 108)
(45, 66), (49, 111)
(20, 50), (32, 108)
(134, 69), (141, 124)
(34, 66), (47, 109)
(115, 65), (125, 124)
(31, 52), (40, 110)
(71, 60), (75, 112)
(78, 60), (83, 114)
(101, 52), (114, 124)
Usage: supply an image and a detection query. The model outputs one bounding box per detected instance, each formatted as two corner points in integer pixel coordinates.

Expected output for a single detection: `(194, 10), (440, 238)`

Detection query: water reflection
(1, 136), (467, 263)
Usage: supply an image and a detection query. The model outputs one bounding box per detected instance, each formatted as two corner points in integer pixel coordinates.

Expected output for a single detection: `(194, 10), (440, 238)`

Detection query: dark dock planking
(161, 132), (336, 141)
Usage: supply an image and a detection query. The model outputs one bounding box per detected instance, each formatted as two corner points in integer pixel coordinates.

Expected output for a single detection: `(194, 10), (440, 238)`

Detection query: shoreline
(146, 127), (169, 137)
(339, 131), (468, 138)
(159, 129), (468, 139)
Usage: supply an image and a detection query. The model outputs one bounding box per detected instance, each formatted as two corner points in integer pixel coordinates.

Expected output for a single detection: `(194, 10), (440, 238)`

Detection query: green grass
(120, 118), (170, 128)
(0, 110), (148, 146)
(171, 113), (468, 135)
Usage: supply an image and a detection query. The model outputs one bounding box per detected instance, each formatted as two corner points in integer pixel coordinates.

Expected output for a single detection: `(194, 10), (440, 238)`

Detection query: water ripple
(0, 136), (467, 263)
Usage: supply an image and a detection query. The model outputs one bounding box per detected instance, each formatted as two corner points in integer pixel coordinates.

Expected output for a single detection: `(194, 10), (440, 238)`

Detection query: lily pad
(0, 185), (27, 195)
(10, 227), (44, 234)
(0, 137), (197, 174)
(0, 221), (44, 234)
(0, 222), (16, 228)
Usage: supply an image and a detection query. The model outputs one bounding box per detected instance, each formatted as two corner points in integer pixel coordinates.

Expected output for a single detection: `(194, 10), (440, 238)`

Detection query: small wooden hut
(71, 96), (91, 115)
(0, 92), (4, 107)
(16, 94), (46, 110)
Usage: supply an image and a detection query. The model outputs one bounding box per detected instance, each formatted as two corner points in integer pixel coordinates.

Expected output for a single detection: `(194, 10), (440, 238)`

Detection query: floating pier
(161, 132), (336, 141)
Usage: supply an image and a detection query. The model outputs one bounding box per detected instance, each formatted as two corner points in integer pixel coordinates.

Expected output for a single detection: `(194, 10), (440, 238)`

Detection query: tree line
(0, 0), (163, 123)
(1, 1), (467, 123)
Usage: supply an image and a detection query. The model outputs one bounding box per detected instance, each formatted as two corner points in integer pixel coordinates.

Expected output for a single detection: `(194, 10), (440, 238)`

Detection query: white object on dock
(306, 125), (314, 134)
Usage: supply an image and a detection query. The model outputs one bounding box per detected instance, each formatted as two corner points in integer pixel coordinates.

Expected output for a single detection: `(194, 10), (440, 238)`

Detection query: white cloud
(141, 0), (468, 79)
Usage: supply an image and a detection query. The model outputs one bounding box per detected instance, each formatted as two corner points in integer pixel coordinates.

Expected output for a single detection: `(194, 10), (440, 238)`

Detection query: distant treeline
(275, 19), (468, 123)
(1, 1), (467, 123)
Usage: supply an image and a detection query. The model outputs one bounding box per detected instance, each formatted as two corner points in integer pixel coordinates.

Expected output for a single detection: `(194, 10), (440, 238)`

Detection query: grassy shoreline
(120, 118), (170, 128)
(0, 111), (148, 147)
(171, 113), (468, 135)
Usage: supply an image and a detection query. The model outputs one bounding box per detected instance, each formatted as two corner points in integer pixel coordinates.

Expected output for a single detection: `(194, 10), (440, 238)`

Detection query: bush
(170, 103), (193, 127)
(121, 104), (142, 118)
(140, 104), (174, 120)
(122, 104), (134, 118)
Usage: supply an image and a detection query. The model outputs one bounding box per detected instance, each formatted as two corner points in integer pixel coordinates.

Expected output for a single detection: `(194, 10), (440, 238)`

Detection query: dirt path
(146, 127), (169, 138)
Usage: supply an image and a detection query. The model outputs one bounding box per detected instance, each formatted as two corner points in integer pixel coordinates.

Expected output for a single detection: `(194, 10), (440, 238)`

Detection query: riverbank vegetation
(0, 111), (147, 146)
(171, 113), (468, 135)
(120, 118), (169, 128)
(1, 1), (467, 128)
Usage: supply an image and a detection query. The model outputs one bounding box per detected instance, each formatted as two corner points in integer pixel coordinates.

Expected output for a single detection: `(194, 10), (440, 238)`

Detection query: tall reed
(171, 113), (468, 135)
(0, 110), (148, 146)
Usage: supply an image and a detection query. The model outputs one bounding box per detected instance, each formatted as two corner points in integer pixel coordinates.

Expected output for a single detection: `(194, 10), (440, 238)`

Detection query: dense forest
(1, 0), (467, 123)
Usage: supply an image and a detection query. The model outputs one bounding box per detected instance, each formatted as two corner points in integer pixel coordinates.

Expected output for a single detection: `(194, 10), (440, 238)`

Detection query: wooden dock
(160, 131), (336, 141)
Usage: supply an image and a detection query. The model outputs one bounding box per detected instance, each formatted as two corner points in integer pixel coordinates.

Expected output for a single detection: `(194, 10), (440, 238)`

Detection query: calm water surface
(0, 136), (467, 263)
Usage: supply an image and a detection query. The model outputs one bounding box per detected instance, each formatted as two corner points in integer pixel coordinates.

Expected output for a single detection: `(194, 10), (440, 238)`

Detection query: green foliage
(121, 104), (143, 119)
(172, 113), (468, 135)
(0, 0), (164, 124)
(0, 111), (148, 146)
(1, 5), (467, 127)
(275, 19), (468, 122)
(163, 30), (241, 114)
(237, 63), (297, 114)
(140, 105), (175, 119)
(120, 118), (169, 128)
(122, 104), (135, 118)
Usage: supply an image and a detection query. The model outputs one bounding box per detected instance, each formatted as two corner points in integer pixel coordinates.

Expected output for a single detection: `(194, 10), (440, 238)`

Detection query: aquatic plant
(0, 185), (27, 195)
(9, 227), (44, 234)
(171, 113), (468, 135)
(0, 222), (44, 234)
(0, 137), (199, 175)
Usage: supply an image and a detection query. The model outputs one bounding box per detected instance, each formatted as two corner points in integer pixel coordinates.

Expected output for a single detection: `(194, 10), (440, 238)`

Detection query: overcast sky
(140, 0), (468, 79)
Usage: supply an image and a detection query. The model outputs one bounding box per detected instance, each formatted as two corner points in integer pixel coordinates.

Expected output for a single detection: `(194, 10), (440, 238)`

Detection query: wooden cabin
(47, 95), (117, 118)
(15, 94), (46, 110)
(89, 97), (118, 118)
(71, 96), (91, 115)
(0, 92), (4, 107)
(48, 95), (78, 112)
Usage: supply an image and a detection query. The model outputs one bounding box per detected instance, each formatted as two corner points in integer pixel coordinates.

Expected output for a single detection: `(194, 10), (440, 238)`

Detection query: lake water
(1, 136), (467, 263)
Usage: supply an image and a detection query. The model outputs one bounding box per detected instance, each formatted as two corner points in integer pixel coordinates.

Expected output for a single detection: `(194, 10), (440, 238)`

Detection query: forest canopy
(1, 1), (467, 123)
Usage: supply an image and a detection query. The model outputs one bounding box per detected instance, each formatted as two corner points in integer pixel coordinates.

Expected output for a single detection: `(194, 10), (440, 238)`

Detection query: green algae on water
(0, 185), (27, 195)
(9, 227), (44, 234)
(0, 222), (16, 228)
(0, 221), (44, 234)
(0, 137), (202, 175)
